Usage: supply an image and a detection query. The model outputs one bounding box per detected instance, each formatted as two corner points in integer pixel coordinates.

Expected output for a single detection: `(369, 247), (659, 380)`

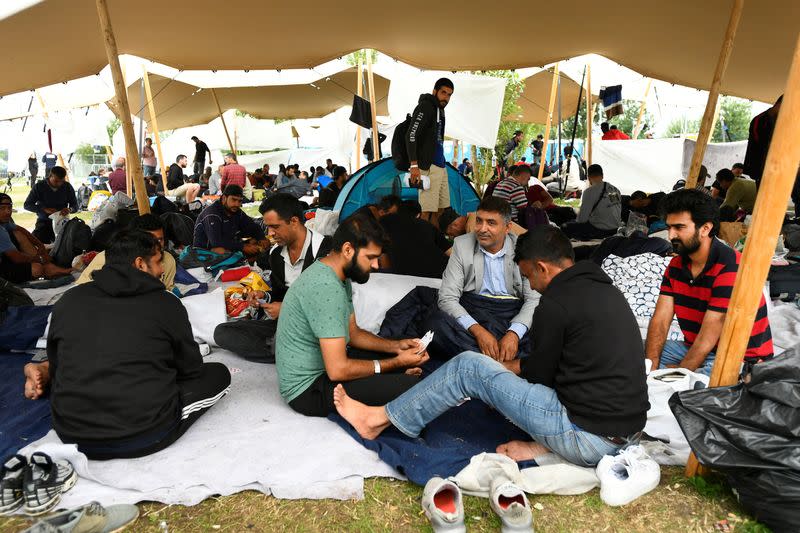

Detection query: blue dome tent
(332, 158), (480, 221)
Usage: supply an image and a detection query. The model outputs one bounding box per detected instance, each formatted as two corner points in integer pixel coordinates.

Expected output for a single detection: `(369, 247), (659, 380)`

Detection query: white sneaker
(421, 477), (466, 533)
(489, 478), (533, 532)
(596, 445), (661, 506)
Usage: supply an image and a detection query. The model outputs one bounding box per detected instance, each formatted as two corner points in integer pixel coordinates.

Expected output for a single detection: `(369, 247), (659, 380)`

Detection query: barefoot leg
(496, 440), (550, 462)
(332, 384), (392, 440)
(23, 361), (50, 400)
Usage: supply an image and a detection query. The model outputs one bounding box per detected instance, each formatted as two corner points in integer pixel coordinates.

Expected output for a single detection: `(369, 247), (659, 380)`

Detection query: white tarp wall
(238, 148), (350, 173)
(680, 140), (748, 180)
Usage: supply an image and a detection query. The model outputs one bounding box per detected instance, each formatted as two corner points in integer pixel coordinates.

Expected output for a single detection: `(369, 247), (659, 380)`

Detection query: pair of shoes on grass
(1, 452), (77, 516)
(422, 476), (533, 532)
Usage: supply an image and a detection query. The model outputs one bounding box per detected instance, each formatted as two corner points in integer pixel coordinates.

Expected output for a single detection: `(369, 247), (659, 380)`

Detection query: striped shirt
(660, 238), (773, 360)
(492, 177), (527, 220)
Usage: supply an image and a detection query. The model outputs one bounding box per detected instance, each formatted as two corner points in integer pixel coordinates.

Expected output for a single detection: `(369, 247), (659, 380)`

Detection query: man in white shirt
(562, 164), (621, 240)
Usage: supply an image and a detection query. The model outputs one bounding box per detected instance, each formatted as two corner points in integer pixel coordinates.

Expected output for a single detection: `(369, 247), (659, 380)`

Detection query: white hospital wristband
(373, 360), (381, 374)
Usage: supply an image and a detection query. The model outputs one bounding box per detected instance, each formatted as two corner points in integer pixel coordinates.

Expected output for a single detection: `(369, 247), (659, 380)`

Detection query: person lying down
(333, 225), (650, 467)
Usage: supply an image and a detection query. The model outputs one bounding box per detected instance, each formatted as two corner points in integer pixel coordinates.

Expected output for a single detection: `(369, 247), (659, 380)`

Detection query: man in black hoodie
(47, 230), (231, 459)
(331, 225), (649, 467)
(406, 78), (454, 228)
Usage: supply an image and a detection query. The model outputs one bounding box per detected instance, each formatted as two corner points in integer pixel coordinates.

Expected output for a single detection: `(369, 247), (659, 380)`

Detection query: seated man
(193, 185), (266, 256)
(46, 229), (230, 458)
(351, 194), (401, 221)
(562, 164), (621, 240)
(434, 197), (537, 361)
(333, 225), (649, 468)
(646, 189), (773, 377)
(378, 200), (452, 278)
(629, 190), (667, 225)
(107, 157), (127, 195)
(23, 166), (77, 244)
(716, 168), (757, 221)
(276, 214), (428, 417)
(220, 153), (247, 190)
(491, 164), (534, 224)
(165, 154), (201, 203)
(214, 194), (332, 361)
(76, 213), (176, 290)
(0, 193), (73, 283)
(318, 166), (348, 209)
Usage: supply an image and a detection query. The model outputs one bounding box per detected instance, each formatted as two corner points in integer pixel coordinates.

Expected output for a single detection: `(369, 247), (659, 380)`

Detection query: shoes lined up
(1, 452), (77, 516)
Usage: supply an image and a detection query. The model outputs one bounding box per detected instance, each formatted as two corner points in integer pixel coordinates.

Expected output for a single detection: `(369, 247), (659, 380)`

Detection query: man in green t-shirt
(276, 213), (430, 416)
(717, 168), (756, 221)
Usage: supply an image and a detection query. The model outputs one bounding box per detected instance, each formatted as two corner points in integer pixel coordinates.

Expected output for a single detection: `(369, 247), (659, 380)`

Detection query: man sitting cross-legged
(276, 213), (429, 417)
(44, 229), (231, 459)
(333, 225), (650, 467)
(432, 196), (537, 361)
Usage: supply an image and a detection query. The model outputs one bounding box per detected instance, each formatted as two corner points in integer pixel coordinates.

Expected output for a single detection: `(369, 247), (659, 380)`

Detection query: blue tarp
(0, 353), (51, 458)
(333, 158), (480, 221)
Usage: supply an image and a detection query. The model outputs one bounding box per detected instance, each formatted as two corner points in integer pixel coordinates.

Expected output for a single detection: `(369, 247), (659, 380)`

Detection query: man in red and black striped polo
(645, 189), (773, 377)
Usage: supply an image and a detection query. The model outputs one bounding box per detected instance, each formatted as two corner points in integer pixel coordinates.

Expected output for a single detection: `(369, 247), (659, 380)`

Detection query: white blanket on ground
(21, 351), (401, 507)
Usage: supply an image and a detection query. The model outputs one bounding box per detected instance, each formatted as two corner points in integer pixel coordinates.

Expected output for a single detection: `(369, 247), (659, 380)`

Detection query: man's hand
(498, 331), (520, 362)
(59, 208), (70, 216)
(409, 166), (421, 186)
(392, 338), (421, 354)
(211, 247), (228, 254)
(262, 302), (281, 319)
(530, 201), (543, 209)
(395, 348), (430, 369)
(242, 243), (261, 256)
(42, 208), (57, 215)
(470, 324), (499, 359)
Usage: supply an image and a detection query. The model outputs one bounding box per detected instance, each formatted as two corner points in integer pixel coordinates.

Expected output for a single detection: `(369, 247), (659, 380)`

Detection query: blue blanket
(0, 353), (51, 458)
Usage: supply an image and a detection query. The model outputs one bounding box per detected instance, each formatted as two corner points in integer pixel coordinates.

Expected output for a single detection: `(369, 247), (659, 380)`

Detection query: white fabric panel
(237, 148), (349, 174)
(351, 273), (442, 334)
(592, 138), (685, 194)
(680, 139), (748, 178)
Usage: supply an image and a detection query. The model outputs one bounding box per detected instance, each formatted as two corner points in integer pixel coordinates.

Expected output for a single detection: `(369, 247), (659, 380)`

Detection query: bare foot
(496, 440), (550, 462)
(404, 367), (423, 377)
(332, 384), (391, 440)
(24, 362), (50, 400)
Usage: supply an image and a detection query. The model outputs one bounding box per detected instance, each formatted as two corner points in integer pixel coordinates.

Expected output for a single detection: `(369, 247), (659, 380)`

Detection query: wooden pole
(586, 65), (592, 165)
(366, 52), (381, 163)
(210, 88), (236, 155)
(686, 30), (800, 479)
(142, 67), (169, 193)
(356, 58), (363, 169)
(684, 0), (744, 189)
(633, 78), (653, 139)
(537, 64), (560, 181)
(95, 0), (149, 213)
(34, 90), (69, 180)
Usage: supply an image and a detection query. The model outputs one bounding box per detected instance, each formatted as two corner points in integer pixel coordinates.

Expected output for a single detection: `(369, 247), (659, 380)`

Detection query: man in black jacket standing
(47, 230), (231, 459)
(332, 225), (649, 468)
(406, 78), (454, 228)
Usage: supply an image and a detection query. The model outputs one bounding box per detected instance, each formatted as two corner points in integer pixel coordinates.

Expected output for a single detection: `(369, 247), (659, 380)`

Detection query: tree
(713, 96), (751, 142)
(106, 118), (121, 141)
(605, 99), (655, 138)
(662, 117), (701, 138)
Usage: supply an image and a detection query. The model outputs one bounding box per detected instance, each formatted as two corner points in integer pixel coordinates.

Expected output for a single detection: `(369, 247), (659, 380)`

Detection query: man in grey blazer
(437, 197), (538, 361)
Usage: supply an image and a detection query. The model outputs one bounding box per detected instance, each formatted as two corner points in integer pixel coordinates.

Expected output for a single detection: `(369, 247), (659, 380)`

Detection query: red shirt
(660, 239), (773, 360)
(602, 129), (631, 140)
(108, 168), (127, 194)
(220, 163), (247, 190)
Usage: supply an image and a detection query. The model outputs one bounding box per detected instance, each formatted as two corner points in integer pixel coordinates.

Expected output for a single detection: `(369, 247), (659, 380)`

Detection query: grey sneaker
(23, 452), (78, 516)
(421, 476), (466, 533)
(22, 501), (140, 533)
(0, 455), (27, 515)
(489, 478), (533, 532)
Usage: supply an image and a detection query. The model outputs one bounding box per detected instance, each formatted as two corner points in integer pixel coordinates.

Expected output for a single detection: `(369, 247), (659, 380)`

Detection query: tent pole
(557, 73), (562, 177)
(684, 0), (744, 189)
(34, 90), (69, 181)
(537, 64), (560, 182)
(356, 58), (363, 169)
(142, 67), (169, 193)
(633, 78), (653, 139)
(586, 64), (592, 165)
(470, 144), (479, 193)
(686, 30), (800, 479)
(564, 66), (586, 196)
(210, 88), (236, 155)
(366, 52), (380, 163)
(95, 0), (149, 214)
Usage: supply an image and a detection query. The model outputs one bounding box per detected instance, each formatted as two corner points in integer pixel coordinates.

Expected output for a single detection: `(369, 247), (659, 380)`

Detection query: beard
(672, 231), (701, 257)
(343, 254), (371, 284)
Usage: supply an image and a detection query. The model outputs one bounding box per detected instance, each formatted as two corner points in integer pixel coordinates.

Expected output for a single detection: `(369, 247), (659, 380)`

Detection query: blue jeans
(659, 340), (715, 376)
(385, 351), (622, 467)
(143, 165), (156, 177)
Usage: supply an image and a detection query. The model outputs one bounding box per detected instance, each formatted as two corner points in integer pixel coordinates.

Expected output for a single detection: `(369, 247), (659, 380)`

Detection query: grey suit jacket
(437, 232), (538, 329)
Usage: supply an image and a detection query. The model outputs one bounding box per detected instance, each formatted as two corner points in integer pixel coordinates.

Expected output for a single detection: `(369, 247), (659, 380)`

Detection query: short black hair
(512, 164), (533, 177)
(600, 122), (610, 131)
(438, 209), (460, 233)
(377, 194), (402, 212)
(630, 190), (647, 201)
(477, 196), (512, 223)
(716, 168), (735, 183)
(732, 162), (745, 170)
(106, 229), (160, 266)
(610, 125), (618, 130)
(587, 164), (603, 177)
(661, 188), (719, 236)
(398, 200), (422, 218)
(129, 213), (164, 232)
(536, 134), (543, 139)
(514, 129), (523, 136)
(434, 78), (454, 91)
(176, 154), (187, 162)
(514, 225), (575, 265)
(49, 166), (67, 179)
(259, 193), (305, 222)
(0, 193), (11, 205)
(333, 165), (348, 180)
(222, 185), (244, 197)
(462, 158), (469, 163)
(332, 213), (388, 253)
(191, 136), (199, 141)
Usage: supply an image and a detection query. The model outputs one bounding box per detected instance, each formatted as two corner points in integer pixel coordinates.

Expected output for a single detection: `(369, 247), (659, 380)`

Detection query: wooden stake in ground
(537, 64), (560, 181)
(356, 58), (363, 169)
(684, 0), (744, 189)
(366, 53), (380, 163)
(633, 78), (653, 139)
(586, 64), (592, 165)
(686, 30), (800, 478)
(210, 88), (236, 156)
(34, 90), (69, 181)
(142, 68), (169, 193)
(95, 0), (149, 214)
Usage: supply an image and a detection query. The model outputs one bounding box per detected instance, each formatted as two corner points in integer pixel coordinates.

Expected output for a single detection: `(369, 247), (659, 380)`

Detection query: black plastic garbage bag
(669, 347), (800, 532)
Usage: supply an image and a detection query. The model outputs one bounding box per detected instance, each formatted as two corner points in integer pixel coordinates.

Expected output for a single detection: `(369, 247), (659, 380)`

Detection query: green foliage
(73, 143), (100, 162)
(559, 101), (588, 141)
(663, 116), (701, 138)
(686, 475), (728, 500)
(345, 49), (377, 67)
(713, 96), (752, 142)
(106, 118), (121, 141)
(234, 110), (256, 119)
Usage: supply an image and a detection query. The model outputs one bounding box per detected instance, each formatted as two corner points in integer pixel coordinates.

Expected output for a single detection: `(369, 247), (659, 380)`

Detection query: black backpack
(768, 263), (800, 300)
(89, 219), (121, 252)
(391, 114), (412, 171)
(152, 195), (179, 216)
(51, 218), (92, 268)
(160, 212), (196, 247)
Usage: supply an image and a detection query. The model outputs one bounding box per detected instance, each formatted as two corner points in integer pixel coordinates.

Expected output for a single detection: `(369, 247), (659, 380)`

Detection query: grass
(0, 469), (770, 532)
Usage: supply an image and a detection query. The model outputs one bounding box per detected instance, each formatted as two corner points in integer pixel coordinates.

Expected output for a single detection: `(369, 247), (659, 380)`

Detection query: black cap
(222, 184), (244, 197)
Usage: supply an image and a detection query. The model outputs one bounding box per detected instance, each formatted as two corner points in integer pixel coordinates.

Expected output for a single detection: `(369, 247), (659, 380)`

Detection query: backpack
(768, 262), (800, 300)
(50, 218), (92, 268)
(152, 195), (179, 216)
(178, 246), (245, 275)
(0, 276), (34, 315)
(391, 114), (413, 171)
(89, 219), (121, 252)
(76, 184), (92, 210)
(160, 212), (196, 247)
